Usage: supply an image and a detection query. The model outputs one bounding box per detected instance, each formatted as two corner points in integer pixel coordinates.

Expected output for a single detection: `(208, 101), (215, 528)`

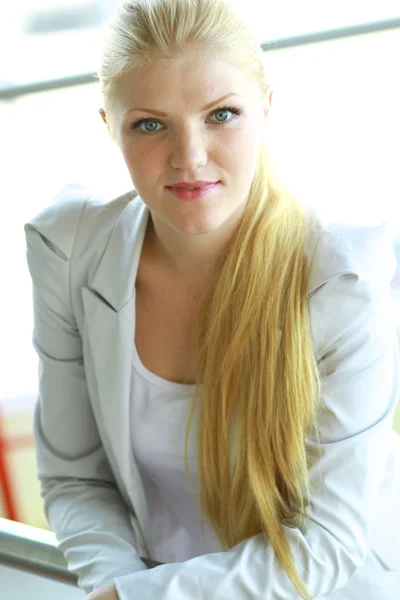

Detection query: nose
(169, 126), (208, 172)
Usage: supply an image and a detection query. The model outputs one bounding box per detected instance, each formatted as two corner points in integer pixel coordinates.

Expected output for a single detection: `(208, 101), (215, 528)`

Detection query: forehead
(112, 50), (259, 115)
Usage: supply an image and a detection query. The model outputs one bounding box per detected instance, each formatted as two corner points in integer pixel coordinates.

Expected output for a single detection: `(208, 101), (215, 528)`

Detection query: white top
(131, 341), (224, 563)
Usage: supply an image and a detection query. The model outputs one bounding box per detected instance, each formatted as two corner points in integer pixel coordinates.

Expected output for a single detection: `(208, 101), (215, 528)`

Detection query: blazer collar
(90, 194), (150, 312)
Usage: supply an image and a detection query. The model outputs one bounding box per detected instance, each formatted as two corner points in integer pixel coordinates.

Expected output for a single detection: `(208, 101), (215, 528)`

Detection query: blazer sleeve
(112, 222), (400, 599)
(24, 184), (149, 594)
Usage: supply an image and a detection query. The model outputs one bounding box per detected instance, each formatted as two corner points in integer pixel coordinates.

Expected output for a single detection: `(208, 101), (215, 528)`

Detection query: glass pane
(250, 0), (399, 42)
(0, 1), (119, 87)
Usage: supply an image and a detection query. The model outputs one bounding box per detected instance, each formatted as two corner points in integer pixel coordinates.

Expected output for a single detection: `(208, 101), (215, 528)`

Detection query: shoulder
(304, 213), (397, 362)
(307, 215), (396, 296)
(308, 216), (396, 372)
(24, 183), (141, 260)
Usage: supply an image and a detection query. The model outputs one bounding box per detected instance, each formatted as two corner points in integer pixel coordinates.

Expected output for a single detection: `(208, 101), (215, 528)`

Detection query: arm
(111, 224), (400, 599)
(86, 584), (119, 600)
(24, 186), (149, 595)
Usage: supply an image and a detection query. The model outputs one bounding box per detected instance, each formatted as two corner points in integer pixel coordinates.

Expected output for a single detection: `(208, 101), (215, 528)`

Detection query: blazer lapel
(81, 196), (150, 529)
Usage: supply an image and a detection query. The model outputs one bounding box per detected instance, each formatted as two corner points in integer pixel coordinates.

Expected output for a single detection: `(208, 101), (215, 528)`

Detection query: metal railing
(0, 517), (161, 586)
(0, 18), (398, 101)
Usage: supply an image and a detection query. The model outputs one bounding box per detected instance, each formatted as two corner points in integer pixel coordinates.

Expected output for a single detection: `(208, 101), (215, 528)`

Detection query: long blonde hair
(98, 1), (322, 597)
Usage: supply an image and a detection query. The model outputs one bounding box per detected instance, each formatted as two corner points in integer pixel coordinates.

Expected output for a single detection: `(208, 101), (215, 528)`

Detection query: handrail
(0, 17), (399, 101)
(0, 518), (161, 586)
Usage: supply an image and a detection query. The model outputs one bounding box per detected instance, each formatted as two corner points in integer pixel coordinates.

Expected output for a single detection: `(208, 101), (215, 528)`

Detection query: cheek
(121, 141), (162, 179)
(224, 127), (261, 170)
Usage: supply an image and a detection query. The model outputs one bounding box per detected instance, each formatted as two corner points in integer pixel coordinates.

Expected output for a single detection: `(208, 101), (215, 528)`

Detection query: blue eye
(139, 120), (159, 133)
(131, 105), (242, 134)
(212, 108), (235, 123)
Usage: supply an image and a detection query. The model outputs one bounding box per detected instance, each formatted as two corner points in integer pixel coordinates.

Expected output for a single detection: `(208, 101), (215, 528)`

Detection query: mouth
(167, 181), (220, 190)
(165, 182), (220, 201)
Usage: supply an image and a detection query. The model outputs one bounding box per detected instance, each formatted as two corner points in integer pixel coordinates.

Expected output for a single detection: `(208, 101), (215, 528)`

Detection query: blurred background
(0, 0), (399, 596)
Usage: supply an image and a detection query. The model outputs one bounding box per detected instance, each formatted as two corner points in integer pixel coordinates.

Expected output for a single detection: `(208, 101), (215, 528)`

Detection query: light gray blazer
(24, 183), (400, 599)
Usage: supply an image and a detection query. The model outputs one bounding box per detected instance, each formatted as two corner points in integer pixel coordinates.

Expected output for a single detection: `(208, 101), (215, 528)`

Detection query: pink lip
(166, 182), (220, 201)
(167, 180), (218, 189)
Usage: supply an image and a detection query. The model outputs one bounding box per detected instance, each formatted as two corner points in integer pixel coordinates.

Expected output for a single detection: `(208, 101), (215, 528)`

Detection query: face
(103, 49), (272, 236)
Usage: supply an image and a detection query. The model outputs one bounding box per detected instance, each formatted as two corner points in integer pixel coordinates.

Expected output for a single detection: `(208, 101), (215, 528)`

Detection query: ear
(99, 108), (108, 125)
(98, 108), (117, 142)
(263, 86), (273, 120)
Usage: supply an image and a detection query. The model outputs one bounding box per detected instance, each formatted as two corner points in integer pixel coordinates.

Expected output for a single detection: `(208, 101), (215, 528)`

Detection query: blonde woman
(24, 1), (400, 599)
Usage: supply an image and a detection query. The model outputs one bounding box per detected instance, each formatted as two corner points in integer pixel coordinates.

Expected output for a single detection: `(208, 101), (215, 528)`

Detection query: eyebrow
(125, 93), (244, 117)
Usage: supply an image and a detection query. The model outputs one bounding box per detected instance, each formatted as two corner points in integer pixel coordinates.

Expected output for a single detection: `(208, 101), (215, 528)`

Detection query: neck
(145, 207), (245, 284)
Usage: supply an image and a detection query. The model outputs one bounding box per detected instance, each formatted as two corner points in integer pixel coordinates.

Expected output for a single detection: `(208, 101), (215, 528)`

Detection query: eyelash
(130, 105), (242, 134)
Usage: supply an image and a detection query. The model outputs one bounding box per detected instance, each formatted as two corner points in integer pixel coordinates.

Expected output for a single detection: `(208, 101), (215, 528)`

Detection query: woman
(24, 1), (400, 599)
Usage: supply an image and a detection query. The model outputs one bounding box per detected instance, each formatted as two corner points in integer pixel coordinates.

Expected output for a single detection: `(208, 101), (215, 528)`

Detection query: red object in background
(0, 404), (34, 522)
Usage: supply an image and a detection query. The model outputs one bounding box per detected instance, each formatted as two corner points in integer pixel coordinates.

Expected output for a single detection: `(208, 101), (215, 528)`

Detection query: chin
(178, 212), (232, 235)
(177, 223), (221, 236)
